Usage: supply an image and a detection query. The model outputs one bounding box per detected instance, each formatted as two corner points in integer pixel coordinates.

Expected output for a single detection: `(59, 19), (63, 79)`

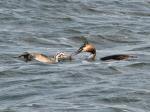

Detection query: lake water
(0, 0), (150, 112)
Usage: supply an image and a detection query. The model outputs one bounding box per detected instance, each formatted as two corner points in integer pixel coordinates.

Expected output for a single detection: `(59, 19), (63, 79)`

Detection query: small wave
(97, 35), (141, 44)
(0, 91), (38, 101)
(127, 62), (150, 68)
(100, 96), (141, 103)
(130, 46), (150, 52)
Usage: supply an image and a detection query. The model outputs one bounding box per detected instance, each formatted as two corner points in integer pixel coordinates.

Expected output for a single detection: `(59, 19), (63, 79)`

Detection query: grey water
(0, 0), (150, 112)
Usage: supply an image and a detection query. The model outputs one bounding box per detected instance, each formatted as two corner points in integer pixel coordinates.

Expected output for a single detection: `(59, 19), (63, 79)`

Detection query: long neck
(55, 56), (59, 62)
(91, 52), (96, 60)
(90, 49), (96, 61)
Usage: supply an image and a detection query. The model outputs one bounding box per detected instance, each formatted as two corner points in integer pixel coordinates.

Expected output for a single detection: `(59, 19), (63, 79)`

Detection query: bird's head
(75, 41), (96, 55)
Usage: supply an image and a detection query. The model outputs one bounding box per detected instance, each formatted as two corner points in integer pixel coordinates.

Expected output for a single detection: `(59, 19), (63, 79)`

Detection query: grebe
(100, 54), (132, 61)
(75, 41), (96, 61)
(75, 41), (134, 61)
(19, 52), (72, 64)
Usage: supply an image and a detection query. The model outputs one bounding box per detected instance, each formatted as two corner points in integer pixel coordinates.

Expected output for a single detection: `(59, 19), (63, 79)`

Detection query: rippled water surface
(0, 0), (150, 112)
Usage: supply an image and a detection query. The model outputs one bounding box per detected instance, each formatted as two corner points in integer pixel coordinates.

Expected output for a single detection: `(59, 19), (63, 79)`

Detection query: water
(0, 0), (150, 112)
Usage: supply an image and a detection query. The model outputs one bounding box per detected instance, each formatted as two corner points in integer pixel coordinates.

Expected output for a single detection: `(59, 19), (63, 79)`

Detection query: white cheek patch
(88, 53), (93, 59)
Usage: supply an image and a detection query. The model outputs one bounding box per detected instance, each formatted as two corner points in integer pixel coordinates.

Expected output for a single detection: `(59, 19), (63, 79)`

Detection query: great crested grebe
(19, 52), (72, 64)
(75, 40), (135, 61)
(75, 41), (96, 60)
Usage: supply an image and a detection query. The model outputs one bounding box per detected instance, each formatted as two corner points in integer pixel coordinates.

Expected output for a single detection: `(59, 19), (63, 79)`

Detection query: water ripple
(0, 0), (150, 112)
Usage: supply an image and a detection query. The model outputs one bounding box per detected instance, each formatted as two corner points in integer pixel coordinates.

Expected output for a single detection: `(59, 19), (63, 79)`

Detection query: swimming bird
(18, 52), (72, 64)
(75, 40), (135, 61)
(100, 54), (133, 61)
(75, 40), (96, 61)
